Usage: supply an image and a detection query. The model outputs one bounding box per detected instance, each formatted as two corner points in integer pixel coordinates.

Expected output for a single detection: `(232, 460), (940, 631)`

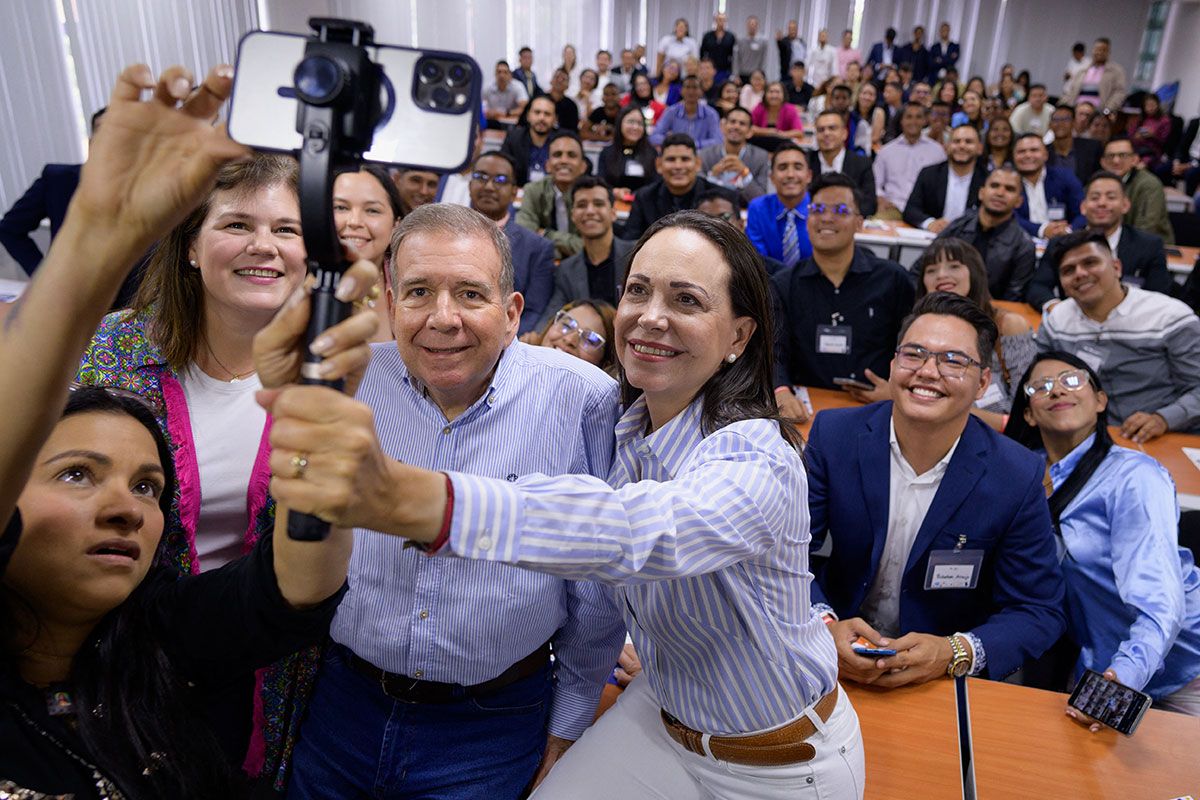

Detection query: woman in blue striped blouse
(1005, 351), (1200, 721)
(264, 211), (865, 797)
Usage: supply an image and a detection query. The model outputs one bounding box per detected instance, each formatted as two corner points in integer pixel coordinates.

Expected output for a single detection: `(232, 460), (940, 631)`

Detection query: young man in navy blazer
(1013, 133), (1084, 239)
(805, 292), (1066, 687)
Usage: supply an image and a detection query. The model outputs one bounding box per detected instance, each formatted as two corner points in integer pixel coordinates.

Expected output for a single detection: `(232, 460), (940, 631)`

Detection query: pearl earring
(189, 259), (197, 268)
(726, 353), (737, 363)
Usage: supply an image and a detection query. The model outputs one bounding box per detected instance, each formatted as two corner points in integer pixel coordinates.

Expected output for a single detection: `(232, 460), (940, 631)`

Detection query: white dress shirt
(943, 167), (973, 222)
(1108, 224), (1123, 254)
(817, 148), (847, 174)
(859, 419), (961, 637)
(808, 44), (838, 88)
(1023, 169), (1049, 225)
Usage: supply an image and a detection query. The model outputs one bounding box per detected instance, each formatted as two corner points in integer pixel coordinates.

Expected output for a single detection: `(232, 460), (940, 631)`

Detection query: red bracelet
(422, 473), (454, 555)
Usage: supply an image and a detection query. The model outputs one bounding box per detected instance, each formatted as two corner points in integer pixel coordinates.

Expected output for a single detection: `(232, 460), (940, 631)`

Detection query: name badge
(625, 160), (645, 177)
(1076, 341), (1106, 373)
(976, 379), (1006, 409)
(529, 166), (546, 183)
(817, 324), (852, 355)
(925, 549), (985, 590)
(1048, 200), (1066, 221)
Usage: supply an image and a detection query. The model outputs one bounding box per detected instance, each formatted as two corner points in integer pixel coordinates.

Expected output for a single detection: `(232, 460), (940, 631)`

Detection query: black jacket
(498, 126), (543, 186)
(902, 160), (988, 228)
(538, 237), (637, 328)
(620, 178), (733, 240)
(934, 213), (1036, 301)
(1026, 224), (1172, 308)
(808, 150), (878, 216)
(1175, 118), (1199, 162)
(1047, 136), (1103, 189)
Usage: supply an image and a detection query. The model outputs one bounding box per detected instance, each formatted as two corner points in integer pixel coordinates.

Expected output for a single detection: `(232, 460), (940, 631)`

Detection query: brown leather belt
(342, 642), (550, 704)
(661, 686), (839, 767)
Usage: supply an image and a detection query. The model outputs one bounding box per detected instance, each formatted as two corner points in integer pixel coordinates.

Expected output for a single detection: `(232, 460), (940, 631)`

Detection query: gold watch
(946, 635), (971, 678)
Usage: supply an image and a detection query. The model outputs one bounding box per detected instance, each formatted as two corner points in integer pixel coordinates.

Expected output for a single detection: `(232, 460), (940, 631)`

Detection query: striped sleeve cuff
(812, 603), (837, 621)
(958, 631), (987, 677)
(448, 472), (524, 563)
(547, 684), (601, 741)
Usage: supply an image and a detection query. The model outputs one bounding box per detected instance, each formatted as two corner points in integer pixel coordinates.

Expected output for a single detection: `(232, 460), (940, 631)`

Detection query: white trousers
(1159, 673), (1200, 716)
(532, 677), (866, 800)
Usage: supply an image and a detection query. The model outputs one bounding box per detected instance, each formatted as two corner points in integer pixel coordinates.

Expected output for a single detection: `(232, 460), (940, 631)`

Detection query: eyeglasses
(1023, 368), (1091, 397)
(68, 382), (157, 411)
(894, 344), (983, 378)
(1103, 151), (1136, 160)
(553, 311), (606, 351)
(809, 202), (855, 217)
(705, 210), (738, 223)
(470, 172), (512, 186)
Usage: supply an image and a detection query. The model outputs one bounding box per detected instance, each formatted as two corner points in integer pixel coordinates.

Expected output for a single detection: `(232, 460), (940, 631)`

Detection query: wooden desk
(1168, 245), (1200, 276)
(845, 678), (1200, 799)
(1166, 185), (1193, 214)
(993, 299), (1042, 332)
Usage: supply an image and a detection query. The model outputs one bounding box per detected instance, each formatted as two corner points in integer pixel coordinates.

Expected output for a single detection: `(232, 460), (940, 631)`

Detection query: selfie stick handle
(286, 21), (377, 541)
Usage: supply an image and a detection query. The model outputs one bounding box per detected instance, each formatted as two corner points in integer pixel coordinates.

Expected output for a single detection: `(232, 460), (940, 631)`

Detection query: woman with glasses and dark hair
(599, 105), (659, 195)
(0, 62), (378, 800)
(847, 238), (1034, 431)
(1004, 351), (1200, 719)
(528, 299), (618, 372)
(262, 210), (865, 797)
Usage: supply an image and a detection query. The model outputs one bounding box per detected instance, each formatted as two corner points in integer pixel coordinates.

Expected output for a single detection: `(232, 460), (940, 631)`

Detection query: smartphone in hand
(1068, 669), (1152, 735)
(851, 635), (897, 658)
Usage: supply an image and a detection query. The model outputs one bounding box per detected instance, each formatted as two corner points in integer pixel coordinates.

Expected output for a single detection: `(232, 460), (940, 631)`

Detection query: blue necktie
(782, 211), (800, 268)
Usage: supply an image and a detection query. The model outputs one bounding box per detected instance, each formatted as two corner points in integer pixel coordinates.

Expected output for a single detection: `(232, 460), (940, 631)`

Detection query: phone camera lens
(419, 60), (443, 84)
(447, 63), (470, 86)
(293, 56), (344, 104)
(431, 87), (453, 108)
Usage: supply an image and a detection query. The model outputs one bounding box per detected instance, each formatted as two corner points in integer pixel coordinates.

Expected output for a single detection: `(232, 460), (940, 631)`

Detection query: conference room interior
(2, 0), (1200, 798)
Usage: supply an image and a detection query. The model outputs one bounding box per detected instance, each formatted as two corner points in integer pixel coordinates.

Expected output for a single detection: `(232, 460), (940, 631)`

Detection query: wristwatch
(946, 635), (971, 678)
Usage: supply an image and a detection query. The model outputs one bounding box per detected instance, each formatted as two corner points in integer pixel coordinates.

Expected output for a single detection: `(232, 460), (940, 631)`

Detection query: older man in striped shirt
(287, 204), (626, 799)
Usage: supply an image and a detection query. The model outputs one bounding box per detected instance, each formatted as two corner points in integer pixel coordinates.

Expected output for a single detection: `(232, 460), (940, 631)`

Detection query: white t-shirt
(179, 363), (267, 571)
(658, 35), (698, 70)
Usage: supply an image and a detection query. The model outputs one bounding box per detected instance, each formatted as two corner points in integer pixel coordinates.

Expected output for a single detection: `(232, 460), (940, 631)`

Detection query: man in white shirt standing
(1063, 42), (1091, 94)
(808, 29), (838, 89)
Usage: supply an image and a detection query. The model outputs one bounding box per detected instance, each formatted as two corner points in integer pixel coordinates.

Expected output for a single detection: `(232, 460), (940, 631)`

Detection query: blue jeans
(287, 645), (551, 799)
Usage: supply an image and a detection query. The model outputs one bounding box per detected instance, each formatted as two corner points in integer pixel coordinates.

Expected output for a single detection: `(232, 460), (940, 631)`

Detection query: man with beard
(698, 106), (771, 205)
(500, 95), (557, 186)
(904, 124), (988, 231)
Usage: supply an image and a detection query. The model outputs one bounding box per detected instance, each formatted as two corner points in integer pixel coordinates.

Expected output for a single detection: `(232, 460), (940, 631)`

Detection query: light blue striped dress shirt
(448, 396), (840, 736)
(332, 341), (627, 740)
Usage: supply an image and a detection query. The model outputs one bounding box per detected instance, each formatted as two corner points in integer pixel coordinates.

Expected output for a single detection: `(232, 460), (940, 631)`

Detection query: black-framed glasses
(810, 202), (855, 217)
(69, 382), (157, 411)
(470, 171), (512, 186)
(1023, 368), (1091, 397)
(894, 344), (983, 378)
(554, 311), (606, 352)
(705, 210), (738, 223)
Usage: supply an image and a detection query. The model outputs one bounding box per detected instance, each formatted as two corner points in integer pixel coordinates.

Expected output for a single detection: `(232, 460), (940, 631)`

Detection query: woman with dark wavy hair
(264, 210), (866, 797)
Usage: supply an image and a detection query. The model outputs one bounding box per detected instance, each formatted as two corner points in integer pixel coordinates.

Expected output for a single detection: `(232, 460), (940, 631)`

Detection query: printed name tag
(1048, 201), (1066, 221)
(976, 379), (1006, 409)
(625, 161), (645, 177)
(924, 549), (985, 590)
(817, 324), (852, 355)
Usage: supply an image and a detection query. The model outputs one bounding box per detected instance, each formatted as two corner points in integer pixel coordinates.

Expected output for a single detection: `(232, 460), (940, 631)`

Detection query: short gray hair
(387, 203), (514, 296)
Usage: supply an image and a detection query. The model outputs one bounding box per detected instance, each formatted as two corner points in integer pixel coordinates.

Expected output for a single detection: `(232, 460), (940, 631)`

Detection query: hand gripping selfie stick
(289, 18), (383, 540)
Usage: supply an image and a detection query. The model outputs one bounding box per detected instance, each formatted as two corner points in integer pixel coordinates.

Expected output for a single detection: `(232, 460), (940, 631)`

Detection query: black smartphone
(228, 30), (481, 172)
(1067, 668), (1152, 735)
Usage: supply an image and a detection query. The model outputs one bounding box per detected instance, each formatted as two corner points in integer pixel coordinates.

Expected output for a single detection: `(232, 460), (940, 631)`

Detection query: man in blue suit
(1013, 133), (1084, 239)
(805, 292), (1066, 687)
(866, 28), (898, 72)
(0, 107), (106, 276)
(745, 144), (812, 272)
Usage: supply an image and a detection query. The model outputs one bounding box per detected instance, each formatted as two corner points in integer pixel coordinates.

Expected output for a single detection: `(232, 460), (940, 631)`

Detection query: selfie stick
(288, 18), (383, 541)
(954, 675), (978, 800)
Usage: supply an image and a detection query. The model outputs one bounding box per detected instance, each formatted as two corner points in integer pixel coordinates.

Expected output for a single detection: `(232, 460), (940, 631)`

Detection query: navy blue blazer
(805, 402), (1066, 679)
(503, 213), (555, 335)
(0, 163), (80, 275)
(1015, 167), (1084, 238)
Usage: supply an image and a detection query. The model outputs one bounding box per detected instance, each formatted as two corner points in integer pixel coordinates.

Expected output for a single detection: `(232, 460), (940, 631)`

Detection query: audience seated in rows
(746, 144), (814, 268)
(935, 166), (1035, 301)
(1035, 230), (1200, 441)
(1005, 352), (1200, 716)
(697, 106), (770, 204)
(772, 172), (913, 392)
(467, 151), (554, 333)
(873, 103), (947, 219)
(516, 130), (590, 258)
(1029, 171), (1173, 308)
(904, 124), (987, 231)
(809, 110), (877, 217)
(806, 292), (1067, 687)
(536, 175), (632, 326)
(1013, 133), (1083, 240)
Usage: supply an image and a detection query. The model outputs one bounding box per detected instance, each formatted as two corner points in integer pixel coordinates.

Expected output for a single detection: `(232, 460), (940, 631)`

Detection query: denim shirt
(1051, 434), (1200, 697)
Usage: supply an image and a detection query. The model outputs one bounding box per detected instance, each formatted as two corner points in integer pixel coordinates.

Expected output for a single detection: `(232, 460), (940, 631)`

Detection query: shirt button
(486, 394), (496, 406)
(478, 535), (493, 551)
(442, 426), (452, 435)
(413, 669), (424, 679)
(419, 610), (430, 620)
(506, 473), (518, 482)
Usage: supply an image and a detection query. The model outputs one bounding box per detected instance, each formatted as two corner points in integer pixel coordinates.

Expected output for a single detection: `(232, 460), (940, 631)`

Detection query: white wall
(1155, 0), (1200, 119)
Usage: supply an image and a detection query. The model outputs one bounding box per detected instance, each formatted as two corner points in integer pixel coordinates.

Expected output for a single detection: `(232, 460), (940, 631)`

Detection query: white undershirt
(860, 418), (961, 637)
(819, 148), (847, 174)
(1023, 170), (1049, 225)
(943, 168), (973, 222)
(1107, 224), (1123, 253)
(179, 363), (266, 571)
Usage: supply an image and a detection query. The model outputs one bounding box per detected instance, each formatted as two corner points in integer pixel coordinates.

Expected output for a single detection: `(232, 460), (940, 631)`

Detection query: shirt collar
(616, 394), (705, 478)
(794, 246), (872, 277)
(888, 416), (961, 481)
(1048, 431), (1098, 488)
(398, 339), (522, 419)
(775, 193), (810, 222)
(1107, 224), (1122, 252)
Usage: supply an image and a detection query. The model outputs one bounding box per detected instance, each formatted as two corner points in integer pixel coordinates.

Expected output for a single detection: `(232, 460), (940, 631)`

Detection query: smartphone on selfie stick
(227, 18), (480, 539)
